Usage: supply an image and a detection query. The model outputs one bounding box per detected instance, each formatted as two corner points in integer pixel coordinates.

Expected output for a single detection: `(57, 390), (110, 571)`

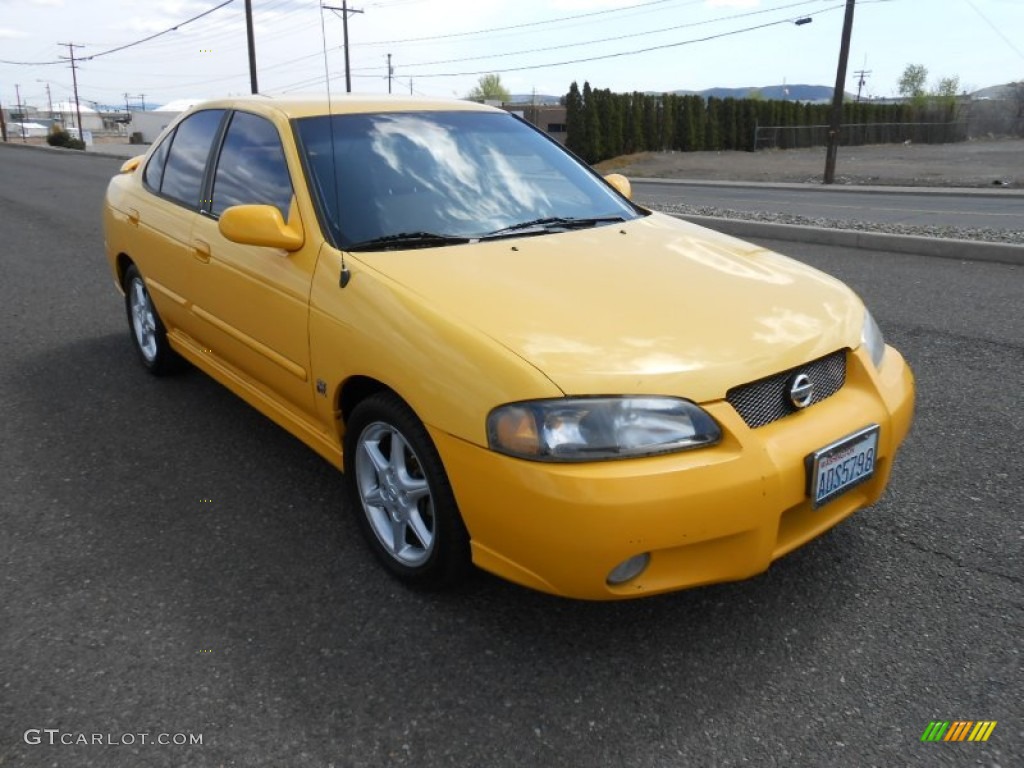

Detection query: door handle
(192, 238), (211, 263)
(127, 207), (140, 226)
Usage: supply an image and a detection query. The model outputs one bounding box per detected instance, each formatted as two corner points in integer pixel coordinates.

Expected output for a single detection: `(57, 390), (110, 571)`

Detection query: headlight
(487, 397), (721, 462)
(861, 309), (886, 369)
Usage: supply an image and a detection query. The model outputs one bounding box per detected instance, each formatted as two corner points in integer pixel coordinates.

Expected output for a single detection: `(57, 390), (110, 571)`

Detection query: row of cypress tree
(563, 81), (965, 164)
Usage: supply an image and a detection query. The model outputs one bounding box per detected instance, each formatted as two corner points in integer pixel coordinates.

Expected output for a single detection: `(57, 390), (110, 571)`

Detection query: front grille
(726, 350), (847, 429)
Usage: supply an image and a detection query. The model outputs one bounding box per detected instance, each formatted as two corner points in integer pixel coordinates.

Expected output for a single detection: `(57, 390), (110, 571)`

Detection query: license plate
(807, 425), (880, 509)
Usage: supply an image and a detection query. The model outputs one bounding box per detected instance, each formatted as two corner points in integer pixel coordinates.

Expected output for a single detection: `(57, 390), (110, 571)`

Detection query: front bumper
(430, 346), (915, 600)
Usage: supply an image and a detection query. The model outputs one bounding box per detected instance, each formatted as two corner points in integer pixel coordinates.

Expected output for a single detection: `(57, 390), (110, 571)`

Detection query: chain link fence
(753, 121), (969, 150)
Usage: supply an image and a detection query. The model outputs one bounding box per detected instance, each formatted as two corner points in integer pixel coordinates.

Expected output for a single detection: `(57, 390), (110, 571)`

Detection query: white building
(128, 99), (206, 144)
(51, 101), (104, 132)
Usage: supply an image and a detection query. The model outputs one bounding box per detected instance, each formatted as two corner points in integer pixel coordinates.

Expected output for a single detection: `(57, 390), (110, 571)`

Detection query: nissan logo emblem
(789, 373), (814, 409)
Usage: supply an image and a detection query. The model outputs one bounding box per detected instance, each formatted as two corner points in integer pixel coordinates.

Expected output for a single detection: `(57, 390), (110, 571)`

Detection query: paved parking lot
(1, 145), (1021, 767)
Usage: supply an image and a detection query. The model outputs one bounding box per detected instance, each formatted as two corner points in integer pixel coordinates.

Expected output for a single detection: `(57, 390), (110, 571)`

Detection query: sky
(1, 0), (1022, 111)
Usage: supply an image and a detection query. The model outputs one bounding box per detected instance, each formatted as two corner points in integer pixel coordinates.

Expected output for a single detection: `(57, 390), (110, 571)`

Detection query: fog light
(606, 553), (651, 585)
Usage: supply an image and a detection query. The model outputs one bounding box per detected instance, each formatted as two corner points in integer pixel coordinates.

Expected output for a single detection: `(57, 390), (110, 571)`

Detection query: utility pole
(245, 0), (258, 93)
(0, 96), (6, 142)
(853, 69), (871, 102)
(58, 42), (85, 143)
(387, 53), (392, 94)
(15, 83), (25, 141)
(43, 82), (53, 115)
(124, 93), (144, 114)
(823, 0), (856, 185)
(324, 2), (363, 93)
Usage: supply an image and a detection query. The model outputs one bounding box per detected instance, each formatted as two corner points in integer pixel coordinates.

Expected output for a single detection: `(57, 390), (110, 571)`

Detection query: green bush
(46, 127), (85, 150)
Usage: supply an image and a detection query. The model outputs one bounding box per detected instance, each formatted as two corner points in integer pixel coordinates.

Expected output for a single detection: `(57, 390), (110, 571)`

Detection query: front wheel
(344, 392), (471, 588)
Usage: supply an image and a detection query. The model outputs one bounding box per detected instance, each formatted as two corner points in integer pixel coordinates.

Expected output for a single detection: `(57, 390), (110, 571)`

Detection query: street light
(794, 17), (812, 25)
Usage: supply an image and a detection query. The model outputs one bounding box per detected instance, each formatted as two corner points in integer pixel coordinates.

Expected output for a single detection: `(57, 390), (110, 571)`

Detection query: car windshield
(294, 110), (642, 250)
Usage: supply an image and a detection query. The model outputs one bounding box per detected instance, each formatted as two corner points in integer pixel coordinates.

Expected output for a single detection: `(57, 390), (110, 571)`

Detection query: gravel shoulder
(598, 139), (1024, 245)
(597, 138), (1024, 188)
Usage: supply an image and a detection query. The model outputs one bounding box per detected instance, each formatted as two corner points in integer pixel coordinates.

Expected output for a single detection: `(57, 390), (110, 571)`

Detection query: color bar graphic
(921, 721), (996, 742)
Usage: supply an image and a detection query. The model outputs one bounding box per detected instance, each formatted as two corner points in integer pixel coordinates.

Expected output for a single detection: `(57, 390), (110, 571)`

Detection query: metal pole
(342, 0), (352, 93)
(0, 97), (6, 142)
(15, 83), (25, 141)
(824, 0), (856, 184)
(324, 3), (362, 93)
(245, 0), (258, 94)
(387, 52), (392, 94)
(45, 83), (53, 115)
(59, 42), (85, 143)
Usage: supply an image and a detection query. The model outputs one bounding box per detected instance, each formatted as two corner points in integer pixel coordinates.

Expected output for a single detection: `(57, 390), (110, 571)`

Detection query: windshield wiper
(481, 215), (626, 239)
(347, 231), (472, 252)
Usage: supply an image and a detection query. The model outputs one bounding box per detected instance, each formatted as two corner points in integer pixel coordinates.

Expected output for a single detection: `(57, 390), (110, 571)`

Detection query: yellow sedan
(103, 96), (914, 600)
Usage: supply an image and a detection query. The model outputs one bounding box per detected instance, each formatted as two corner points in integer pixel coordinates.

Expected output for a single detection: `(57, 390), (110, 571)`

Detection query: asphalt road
(633, 180), (1024, 232)
(1, 144), (1021, 768)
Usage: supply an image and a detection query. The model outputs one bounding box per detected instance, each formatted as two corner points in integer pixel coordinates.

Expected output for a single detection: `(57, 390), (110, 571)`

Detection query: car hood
(353, 213), (864, 402)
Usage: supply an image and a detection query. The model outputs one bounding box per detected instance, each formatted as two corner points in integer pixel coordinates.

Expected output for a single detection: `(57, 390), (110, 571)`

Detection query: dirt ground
(596, 137), (1024, 188)
(9, 130), (1022, 188)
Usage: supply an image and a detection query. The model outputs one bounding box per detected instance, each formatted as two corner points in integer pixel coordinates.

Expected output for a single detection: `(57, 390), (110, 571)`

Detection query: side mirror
(218, 204), (304, 251)
(120, 155), (145, 173)
(604, 173), (632, 200)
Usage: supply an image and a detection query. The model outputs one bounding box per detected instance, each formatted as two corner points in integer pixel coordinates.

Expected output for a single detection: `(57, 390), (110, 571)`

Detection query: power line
(0, 0), (235, 66)
(387, 8), (846, 79)
(274, 4), (842, 92)
(962, 0), (1024, 61)
(355, 0), (682, 47)
(347, 0), (826, 74)
(85, 0), (236, 61)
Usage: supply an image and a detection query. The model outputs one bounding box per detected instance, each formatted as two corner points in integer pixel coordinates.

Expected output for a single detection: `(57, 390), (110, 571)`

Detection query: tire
(123, 264), (182, 375)
(344, 391), (471, 588)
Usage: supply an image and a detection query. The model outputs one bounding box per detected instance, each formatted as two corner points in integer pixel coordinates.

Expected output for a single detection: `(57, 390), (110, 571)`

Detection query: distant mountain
(669, 84), (842, 102)
(971, 82), (1021, 100)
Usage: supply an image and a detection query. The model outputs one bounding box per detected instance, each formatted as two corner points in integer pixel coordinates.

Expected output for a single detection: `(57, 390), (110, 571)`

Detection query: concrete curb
(674, 214), (1024, 266)
(634, 177), (1024, 199)
(0, 140), (143, 161)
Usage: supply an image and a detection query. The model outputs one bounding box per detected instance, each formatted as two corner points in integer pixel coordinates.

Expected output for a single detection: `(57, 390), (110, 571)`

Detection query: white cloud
(0, 27), (29, 38)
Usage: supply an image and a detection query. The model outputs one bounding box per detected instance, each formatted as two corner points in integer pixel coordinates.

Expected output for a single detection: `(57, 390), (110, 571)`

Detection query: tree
(898, 64), (928, 106)
(582, 81), (602, 163)
(565, 81), (584, 155)
(467, 74), (510, 102)
(934, 76), (960, 98)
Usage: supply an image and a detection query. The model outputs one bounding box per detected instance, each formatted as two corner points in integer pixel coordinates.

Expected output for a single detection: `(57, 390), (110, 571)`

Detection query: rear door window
(159, 109), (226, 208)
(143, 133), (172, 192)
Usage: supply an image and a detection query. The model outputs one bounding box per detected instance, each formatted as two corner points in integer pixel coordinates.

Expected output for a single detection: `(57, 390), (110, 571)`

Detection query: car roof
(187, 94), (504, 120)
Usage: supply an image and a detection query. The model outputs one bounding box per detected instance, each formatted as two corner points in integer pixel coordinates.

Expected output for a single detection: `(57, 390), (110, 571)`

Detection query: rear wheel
(123, 264), (182, 375)
(344, 392), (470, 588)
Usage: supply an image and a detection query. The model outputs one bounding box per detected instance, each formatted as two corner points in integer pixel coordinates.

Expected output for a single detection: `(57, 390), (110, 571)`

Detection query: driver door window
(211, 111), (293, 218)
